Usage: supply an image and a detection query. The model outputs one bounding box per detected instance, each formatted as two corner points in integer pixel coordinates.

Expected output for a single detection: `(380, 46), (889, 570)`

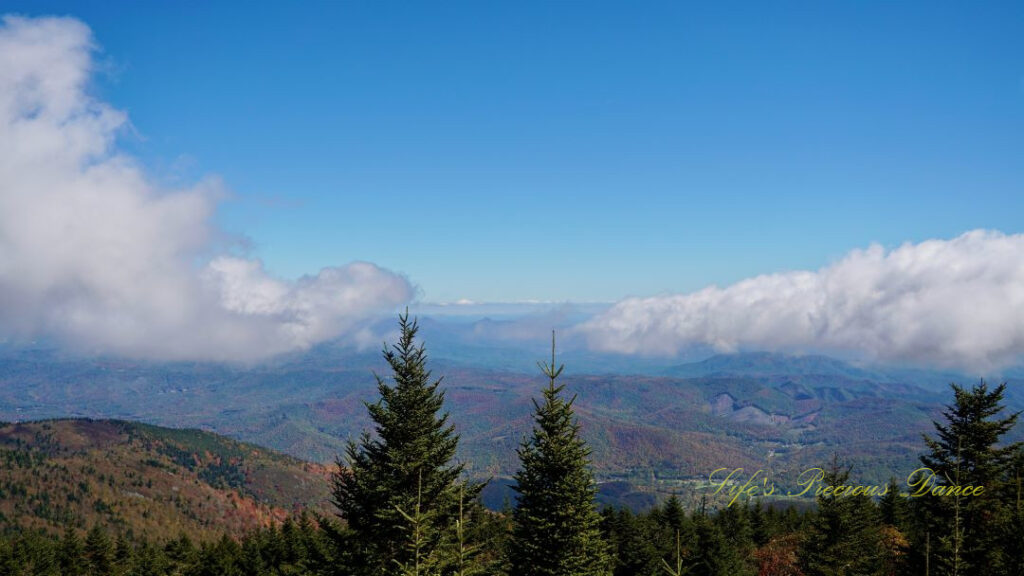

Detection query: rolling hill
(0, 419), (333, 540)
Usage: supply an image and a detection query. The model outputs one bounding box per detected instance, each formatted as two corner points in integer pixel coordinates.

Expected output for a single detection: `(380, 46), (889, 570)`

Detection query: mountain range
(2, 316), (1021, 506)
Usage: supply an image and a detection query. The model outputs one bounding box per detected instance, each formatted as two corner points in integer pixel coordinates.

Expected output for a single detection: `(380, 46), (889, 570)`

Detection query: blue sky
(10, 1), (1024, 303)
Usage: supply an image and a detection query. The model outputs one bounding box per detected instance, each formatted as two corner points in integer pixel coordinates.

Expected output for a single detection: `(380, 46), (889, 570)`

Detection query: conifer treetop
(509, 331), (610, 576)
(332, 310), (478, 575)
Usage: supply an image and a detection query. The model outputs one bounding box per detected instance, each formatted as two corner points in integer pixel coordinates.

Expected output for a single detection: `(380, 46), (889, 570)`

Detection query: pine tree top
(362, 311), (460, 480)
(509, 332), (610, 576)
(332, 310), (480, 575)
(921, 380), (1022, 483)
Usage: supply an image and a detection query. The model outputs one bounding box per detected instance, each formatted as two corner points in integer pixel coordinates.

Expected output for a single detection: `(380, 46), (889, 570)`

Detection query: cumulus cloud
(580, 230), (1024, 372)
(0, 15), (413, 361)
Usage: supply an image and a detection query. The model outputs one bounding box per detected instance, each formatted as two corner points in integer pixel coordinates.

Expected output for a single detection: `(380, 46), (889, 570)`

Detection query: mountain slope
(0, 419), (332, 539)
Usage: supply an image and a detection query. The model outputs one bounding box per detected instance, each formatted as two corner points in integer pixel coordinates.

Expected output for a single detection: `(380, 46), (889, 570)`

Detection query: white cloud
(580, 230), (1024, 372)
(0, 15), (413, 361)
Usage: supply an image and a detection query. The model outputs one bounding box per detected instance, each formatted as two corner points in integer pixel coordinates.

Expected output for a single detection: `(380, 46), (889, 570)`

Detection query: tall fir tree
(913, 380), (1020, 575)
(332, 311), (479, 575)
(653, 494), (696, 573)
(509, 333), (610, 576)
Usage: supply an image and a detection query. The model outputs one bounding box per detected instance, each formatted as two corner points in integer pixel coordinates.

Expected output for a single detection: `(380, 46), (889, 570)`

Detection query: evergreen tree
(799, 459), (881, 576)
(240, 532), (268, 576)
(163, 532), (198, 573)
(646, 495), (695, 576)
(59, 526), (85, 576)
(114, 531), (134, 572)
(877, 477), (908, 529)
(1002, 447), (1024, 576)
(915, 381), (1019, 574)
(0, 531), (59, 576)
(394, 471), (444, 576)
(84, 524), (114, 576)
(297, 512), (335, 575)
(689, 509), (751, 576)
(779, 505), (806, 535)
(715, 503), (754, 568)
(464, 496), (512, 576)
(749, 500), (767, 548)
(601, 507), (661, 576)
(509, 333), (610, 576)
(332, 311), (478, 575)
(659, 495), (687, 536)
(193, 536), (244, 576)
(134, 539), (168, 576)
(441, 484), (488, 576)
(659, 527), (692, 576)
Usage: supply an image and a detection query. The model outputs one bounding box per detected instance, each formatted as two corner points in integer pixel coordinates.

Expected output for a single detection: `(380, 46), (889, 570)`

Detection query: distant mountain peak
(665, 351), (880, 380)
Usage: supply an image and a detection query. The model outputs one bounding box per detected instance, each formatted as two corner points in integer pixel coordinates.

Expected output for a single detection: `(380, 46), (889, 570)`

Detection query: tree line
(3, 312), (1024, 575)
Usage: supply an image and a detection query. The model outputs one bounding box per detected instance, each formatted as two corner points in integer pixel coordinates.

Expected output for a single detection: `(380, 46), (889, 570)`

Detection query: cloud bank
(0, 15), (412, 361)
(581, 230), (1024, 372)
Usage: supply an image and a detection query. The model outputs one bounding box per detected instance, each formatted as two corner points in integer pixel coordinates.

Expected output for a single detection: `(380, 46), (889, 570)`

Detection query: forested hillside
(0, 419), (331, 541)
